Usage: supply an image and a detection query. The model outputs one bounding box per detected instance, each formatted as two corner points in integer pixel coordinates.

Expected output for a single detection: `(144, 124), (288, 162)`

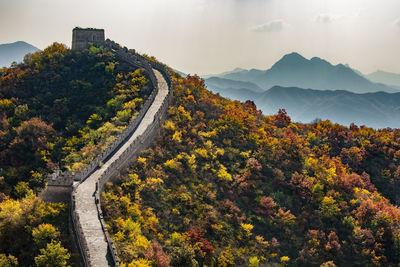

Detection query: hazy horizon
(1, 0), (400, 75)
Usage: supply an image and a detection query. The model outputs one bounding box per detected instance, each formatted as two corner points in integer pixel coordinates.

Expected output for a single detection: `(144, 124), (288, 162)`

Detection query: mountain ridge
(365, 70), (400, 88)
(0, 41), (40, 67)
(205, 80), (400, 129)
(205, 76), (264, 93)
(210, 52), (398, 93)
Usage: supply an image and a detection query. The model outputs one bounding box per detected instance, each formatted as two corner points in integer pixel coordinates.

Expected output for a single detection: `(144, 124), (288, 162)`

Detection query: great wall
(42, 29), (173, 266)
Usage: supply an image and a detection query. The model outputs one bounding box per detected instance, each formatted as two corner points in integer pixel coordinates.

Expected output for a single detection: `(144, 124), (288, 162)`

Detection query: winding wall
(46, 40), (173, 266)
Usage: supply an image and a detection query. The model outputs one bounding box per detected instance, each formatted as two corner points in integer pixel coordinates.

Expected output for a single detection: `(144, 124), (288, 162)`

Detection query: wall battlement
(72, 27), (105, 50)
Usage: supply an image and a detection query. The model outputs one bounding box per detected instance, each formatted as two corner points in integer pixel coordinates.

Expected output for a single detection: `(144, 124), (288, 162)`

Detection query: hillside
(0, 41), (40, 67)
(102, 74), (400, 266)
(0, 42), (152, 265)
(2, 43), (400, 267)
(206, 83), (400, 129)
(214, 53), (398, 93)
(258, 87), (400, 128)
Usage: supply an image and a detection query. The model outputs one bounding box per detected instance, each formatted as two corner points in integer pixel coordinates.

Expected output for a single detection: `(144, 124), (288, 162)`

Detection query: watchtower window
(92, 34), (96, 41)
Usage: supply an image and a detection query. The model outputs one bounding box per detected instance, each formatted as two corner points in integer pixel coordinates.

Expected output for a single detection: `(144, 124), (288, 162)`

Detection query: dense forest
(0, 43), (151, 265)
(2, 42), (400, 266)
(103, 74), (400, 266)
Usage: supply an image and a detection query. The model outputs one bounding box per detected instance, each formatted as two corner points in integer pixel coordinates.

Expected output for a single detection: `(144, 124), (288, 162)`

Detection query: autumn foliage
(3, 42), (400, 266)
(0, 43), (151, 265)
(103, 72), (400, 266)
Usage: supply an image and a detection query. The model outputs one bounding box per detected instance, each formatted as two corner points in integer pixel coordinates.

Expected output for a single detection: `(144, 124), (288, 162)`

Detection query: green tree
(34, 241), (70, 267)
(32, 224), (60, 248)
(0, 254), (18, 266)
(320, 196), (340, 219)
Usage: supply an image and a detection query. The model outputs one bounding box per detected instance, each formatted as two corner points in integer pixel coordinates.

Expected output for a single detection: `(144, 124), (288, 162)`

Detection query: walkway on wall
(73, 69), (169, 266)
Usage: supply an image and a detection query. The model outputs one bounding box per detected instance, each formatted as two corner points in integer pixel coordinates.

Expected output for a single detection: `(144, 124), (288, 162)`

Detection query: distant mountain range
(207, 83), (400, 129)
(365, 70), (400, 90)
(207, 52), (398, 94)
(202, 67), (246, 79)
(0, 41), (40, 67)
(205, 77), (264, 93)
(204, 53), (400, 128)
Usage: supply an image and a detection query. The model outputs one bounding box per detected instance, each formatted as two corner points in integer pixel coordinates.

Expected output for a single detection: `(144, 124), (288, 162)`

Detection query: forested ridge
(103, 74), (400, 267)
(0, 43), (151, 265)
(1, 42), (400, 267)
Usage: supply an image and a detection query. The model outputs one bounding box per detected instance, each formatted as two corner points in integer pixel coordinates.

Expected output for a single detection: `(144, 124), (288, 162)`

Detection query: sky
(1, 0), (400, 75)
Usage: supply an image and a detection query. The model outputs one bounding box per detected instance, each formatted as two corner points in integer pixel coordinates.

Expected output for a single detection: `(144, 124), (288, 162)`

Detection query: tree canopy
(103, 73), (400, 266)
(0, 42), (151, 265)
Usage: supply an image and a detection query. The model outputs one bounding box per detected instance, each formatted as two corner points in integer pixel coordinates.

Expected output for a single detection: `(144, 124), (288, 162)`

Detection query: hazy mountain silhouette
(344, 64), (365, 77)
(0, 41), (40, 67)
(202, 67), (246, 79)
(259, 86), (400, 128)
(365, 70), (400, 88)
(205, 81), (400, 129)
(213, 52), (398, 93)
(206, 77), (264, 92)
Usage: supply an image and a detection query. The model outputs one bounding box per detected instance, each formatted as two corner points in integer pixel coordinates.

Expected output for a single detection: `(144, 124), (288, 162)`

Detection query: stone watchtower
(72, 27), (105, 50)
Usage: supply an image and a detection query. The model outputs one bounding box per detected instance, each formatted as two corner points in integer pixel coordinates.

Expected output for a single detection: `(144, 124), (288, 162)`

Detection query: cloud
(252, 20), (284, 33)
(315, 14), (334, 24)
